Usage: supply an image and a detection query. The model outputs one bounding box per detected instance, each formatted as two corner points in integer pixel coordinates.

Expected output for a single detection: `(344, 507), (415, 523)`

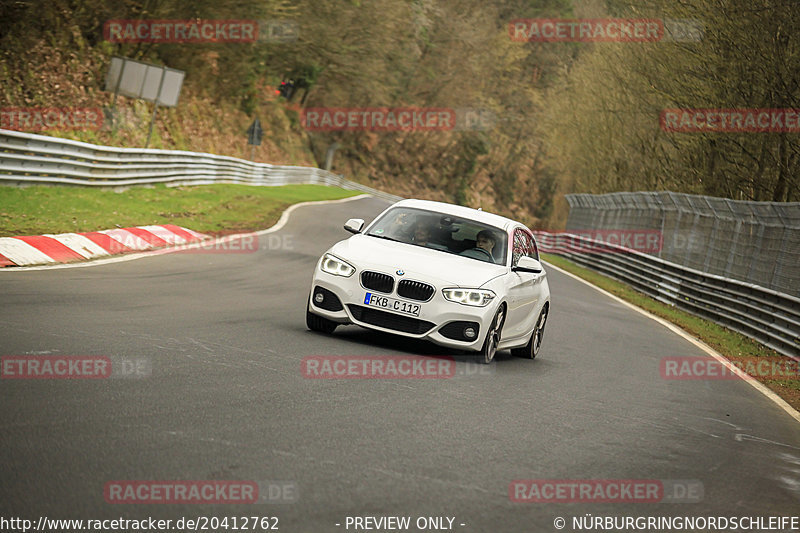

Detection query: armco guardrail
(4, 129), (797, 358)
(535, 232), (800, 359)
(565, 192), (800, 298)
(0, 129), (403, 203)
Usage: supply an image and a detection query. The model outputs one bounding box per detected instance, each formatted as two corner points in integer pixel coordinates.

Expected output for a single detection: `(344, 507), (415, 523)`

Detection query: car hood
(328, 234), (506, 288)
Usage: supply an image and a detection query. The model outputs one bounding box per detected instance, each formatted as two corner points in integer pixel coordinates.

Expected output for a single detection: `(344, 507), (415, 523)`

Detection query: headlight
(320, 253), (355, 277)
(442, 288), (495, 307)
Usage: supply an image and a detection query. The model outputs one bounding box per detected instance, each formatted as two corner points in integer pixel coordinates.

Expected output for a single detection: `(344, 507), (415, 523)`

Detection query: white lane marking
(543, 260), (800, 424)
(0, 194), (375, 271)
(44, 233), (110, 259)
(0, 237), (56, 265)
(253, 193), (378, 237)
(734, 434), (800, 450)
(779, 452), (800, 466)
(701, 417), (746, 430)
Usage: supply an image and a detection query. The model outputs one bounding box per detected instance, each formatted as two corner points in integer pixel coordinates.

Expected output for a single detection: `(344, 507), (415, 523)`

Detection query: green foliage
(24, 0), (799, 230)
(540, 0), (800, 203)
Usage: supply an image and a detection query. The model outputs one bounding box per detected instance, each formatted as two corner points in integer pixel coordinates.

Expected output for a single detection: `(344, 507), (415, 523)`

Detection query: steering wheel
(461, 247), (494, 262)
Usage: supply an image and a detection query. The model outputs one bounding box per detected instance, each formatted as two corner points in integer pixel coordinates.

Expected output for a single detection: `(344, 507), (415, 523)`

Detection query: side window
(512, 229), (529, 267)
(526, 230), (540, 261)
(512, 228), (539, 266)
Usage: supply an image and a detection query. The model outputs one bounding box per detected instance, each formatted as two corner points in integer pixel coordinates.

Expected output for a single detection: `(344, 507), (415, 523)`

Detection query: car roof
(390, 199), (519, 231)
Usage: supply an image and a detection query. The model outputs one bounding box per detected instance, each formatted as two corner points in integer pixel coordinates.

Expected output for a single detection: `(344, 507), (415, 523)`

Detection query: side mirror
(512, 256), (543, 274)
(343, 218), (365, 234)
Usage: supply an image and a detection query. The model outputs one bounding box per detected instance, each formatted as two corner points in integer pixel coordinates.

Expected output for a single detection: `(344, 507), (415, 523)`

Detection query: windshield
(365, 207), (507, 265)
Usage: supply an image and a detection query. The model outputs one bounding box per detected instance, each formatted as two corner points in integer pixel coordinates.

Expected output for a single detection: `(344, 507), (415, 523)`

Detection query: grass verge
(0, 184), (361, 237)
(541, 252), (800, 415)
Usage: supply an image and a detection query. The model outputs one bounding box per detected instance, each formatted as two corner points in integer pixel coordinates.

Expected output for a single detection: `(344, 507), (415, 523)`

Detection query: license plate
(364, 292), (421, 317)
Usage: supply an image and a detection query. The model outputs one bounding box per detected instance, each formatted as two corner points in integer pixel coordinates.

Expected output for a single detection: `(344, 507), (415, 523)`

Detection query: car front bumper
(308, 269), (500, 352)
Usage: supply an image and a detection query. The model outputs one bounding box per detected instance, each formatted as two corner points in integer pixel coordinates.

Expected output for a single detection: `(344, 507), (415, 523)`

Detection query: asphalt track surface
(1, 196), (799, 532)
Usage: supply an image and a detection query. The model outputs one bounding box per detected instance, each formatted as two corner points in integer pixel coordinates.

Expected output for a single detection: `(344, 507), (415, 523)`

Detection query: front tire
(306, 300), (338, 334)
(479, 306), (505, 364)
(511, 304), (548, 359)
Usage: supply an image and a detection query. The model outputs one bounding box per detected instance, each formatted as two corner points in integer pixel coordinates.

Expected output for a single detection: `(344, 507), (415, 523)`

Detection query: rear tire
(511, 304), (548, 359)
(306, 299), (338, 334)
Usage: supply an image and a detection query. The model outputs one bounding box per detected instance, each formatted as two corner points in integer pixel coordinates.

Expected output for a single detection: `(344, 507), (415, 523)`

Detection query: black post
(145, 68), (167, 148)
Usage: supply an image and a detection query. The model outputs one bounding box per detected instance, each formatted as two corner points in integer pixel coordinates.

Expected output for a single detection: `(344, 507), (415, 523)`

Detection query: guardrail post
(770, 228), (791, 294)
(723, 219), (742, 278)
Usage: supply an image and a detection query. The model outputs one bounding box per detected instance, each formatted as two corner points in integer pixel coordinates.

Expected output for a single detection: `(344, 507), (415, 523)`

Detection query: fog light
(464, 327), (476, 339)
(314, 292), (325, 303)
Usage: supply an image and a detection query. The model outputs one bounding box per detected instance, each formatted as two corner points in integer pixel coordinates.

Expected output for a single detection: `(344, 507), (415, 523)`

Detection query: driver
(475, 230), (497, 258)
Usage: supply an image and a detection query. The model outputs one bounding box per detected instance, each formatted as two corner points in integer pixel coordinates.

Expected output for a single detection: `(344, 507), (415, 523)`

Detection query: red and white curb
(0, 194), (372, 270)
(0, 225), (209, 267)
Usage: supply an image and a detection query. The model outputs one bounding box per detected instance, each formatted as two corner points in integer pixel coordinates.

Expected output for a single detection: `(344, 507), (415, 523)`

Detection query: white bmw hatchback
(306, 199), (550, 363)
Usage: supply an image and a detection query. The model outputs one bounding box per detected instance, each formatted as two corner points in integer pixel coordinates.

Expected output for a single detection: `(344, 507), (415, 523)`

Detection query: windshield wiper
(366, 234), (404, 243)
